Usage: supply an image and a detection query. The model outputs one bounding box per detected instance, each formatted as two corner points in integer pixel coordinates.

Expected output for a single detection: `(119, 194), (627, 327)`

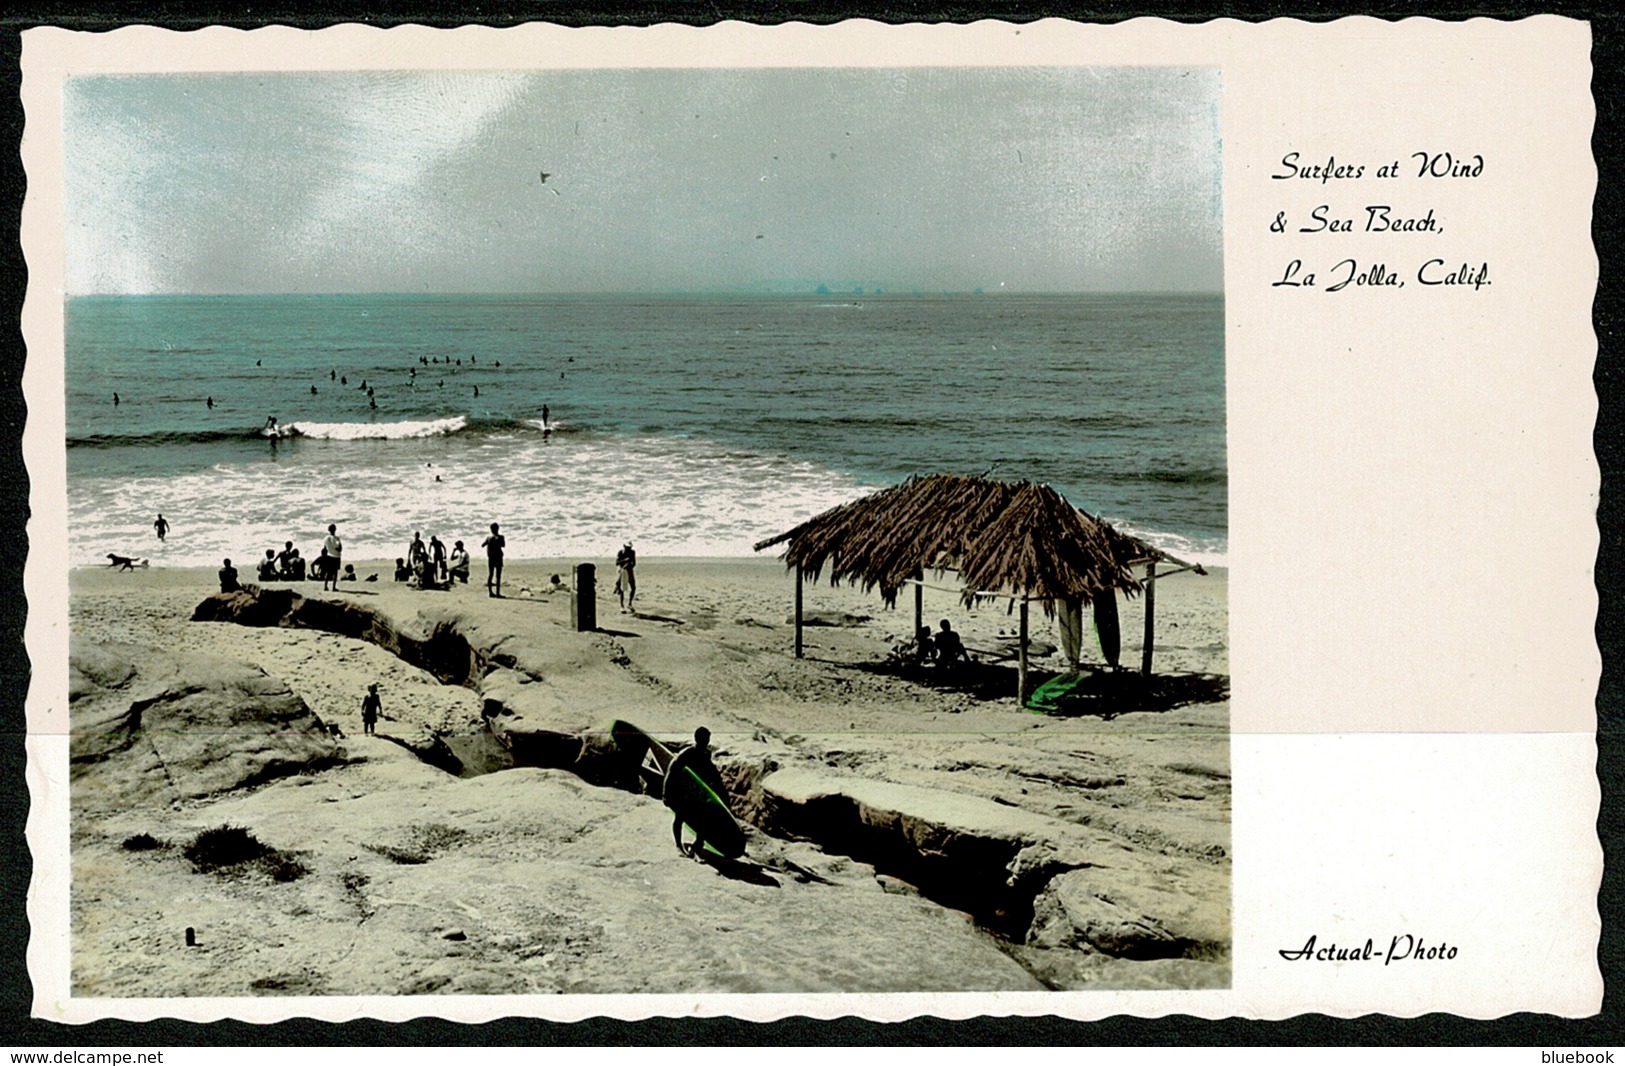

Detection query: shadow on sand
(848, 657), (1230, 717)
(696, 851), (782, 887)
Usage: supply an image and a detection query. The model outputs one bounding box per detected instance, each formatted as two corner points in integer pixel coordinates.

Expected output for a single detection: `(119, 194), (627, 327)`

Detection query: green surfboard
(664, 762), (746, 859)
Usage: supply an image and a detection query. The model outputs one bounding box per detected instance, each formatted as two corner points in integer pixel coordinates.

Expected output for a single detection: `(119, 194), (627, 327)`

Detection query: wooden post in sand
(1141, 560), (1157, 677)
(1017, 596), (1030, 704)
(913, 573), (923, 637)
(794, 563), (804, 659)
(573, 562), (597, 632)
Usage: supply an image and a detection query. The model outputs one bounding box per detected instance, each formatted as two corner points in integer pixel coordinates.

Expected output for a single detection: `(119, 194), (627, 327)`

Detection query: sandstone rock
(70, 644), (345, 805)
(193, 588), (487, 685)
(1008, 944), (1230, 991)
(1028, 859), (1229, 960)
(751, 767), (1077, 932)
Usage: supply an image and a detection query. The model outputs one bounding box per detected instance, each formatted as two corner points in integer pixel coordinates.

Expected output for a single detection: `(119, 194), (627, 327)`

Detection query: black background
(0, 1), (1618, 1047)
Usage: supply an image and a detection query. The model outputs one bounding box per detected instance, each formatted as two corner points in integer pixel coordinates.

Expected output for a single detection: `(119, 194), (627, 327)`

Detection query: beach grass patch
(411, 822), (469, 852)
(183, 824), (307, 881)
(120, 832), (166, 852)
(184, 825), (270, 871)
(363, 822), (470, 865)
(257, 851), (310, 882)
(364, 843), (430, 865)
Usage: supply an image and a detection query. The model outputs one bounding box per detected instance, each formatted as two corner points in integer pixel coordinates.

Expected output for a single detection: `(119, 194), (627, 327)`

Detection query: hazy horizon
(64, 67), (1223, 297)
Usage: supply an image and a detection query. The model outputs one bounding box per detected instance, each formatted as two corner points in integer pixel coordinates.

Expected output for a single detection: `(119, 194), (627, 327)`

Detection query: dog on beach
(106, 553), (147, 571)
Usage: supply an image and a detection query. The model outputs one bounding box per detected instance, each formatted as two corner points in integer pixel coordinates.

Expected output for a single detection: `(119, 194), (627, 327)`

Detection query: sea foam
(272, 416), (469, 441)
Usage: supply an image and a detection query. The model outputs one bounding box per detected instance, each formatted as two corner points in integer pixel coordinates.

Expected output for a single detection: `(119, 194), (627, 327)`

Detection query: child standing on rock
(361, 684), (382, 735)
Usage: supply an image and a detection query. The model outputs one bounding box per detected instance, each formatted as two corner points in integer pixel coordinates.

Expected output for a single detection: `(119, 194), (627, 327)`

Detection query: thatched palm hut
(754, 474), (1192, 699)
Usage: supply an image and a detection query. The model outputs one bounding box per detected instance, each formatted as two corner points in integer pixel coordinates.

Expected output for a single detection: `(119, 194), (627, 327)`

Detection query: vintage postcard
(19, 17), (1599, 1023)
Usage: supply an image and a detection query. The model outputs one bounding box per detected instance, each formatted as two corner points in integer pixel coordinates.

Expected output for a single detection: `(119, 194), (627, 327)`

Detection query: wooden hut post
(794, 563), (804, 659)
(1017, 596), (1030, 704)
(1141, 560), (1157, 677)
(913, 572), (923, 637)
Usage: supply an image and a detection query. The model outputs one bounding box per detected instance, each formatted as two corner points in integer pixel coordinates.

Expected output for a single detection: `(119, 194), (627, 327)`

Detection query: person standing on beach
(482, 522), (506, 597)
(322, 523), (343, 591)
(615, 541), (637, 612)
(429, 535), (447, 582)
(361, 684), (381, 735)
(153, 514), (169, 542)
(408, 532), (428, 582)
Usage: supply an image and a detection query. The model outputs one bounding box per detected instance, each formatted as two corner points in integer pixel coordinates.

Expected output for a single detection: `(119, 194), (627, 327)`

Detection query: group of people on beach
(251, 524), (356, 590)
(187, 511), (633, 619)
(393, 522), (506, 596)
(900, 618), (969, 672)
(397, 530), (469, 590)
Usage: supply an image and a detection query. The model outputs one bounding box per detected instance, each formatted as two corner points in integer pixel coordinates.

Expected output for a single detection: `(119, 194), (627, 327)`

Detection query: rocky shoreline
(69, 558), (1230, 995)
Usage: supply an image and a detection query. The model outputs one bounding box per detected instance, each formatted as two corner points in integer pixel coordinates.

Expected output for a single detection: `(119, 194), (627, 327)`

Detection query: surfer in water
(665, 727), (729, 859)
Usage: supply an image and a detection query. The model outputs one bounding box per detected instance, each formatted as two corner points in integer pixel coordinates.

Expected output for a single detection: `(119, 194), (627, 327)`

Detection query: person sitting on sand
(257, 550), (278, 582)
(218, 558), (240, 594)
(276, 541), (297, 579)
(291, 548), (307, 581)
(664, 726), (729, 860)
(482, 522), (505, 597)
(342, 564), (357, 582)
(394, 557), (411, 582)
(934, 619), (967, 669)
(448, 541), (470, 583)
(911, 625), (936, 669)
(361, 683), (381, 735)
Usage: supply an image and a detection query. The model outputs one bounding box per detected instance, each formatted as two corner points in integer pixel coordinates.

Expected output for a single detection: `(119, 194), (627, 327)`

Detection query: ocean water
(64, 293), (1226, 569)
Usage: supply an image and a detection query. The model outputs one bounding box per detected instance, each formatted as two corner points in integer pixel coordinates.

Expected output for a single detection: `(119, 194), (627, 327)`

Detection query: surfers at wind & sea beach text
(1267, 148), (1491, 293)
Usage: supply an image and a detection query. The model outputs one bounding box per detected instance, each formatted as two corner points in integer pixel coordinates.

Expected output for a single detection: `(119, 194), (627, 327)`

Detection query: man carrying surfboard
(663, 726), (739, 860)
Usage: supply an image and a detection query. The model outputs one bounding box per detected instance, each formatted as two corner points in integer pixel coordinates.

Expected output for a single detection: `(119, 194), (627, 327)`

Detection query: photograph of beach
(59, 63), (1228, 997)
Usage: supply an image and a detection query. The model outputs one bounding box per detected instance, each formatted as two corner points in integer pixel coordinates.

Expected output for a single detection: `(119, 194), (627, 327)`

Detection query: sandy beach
(68, 554), (1229, 995)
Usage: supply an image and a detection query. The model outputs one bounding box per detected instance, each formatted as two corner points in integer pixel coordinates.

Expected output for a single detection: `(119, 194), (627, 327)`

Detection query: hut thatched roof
(753, 474), (1166, 614)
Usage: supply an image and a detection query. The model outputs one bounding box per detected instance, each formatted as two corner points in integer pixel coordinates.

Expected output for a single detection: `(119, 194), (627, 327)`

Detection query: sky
(62, 67), (1222, 295)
